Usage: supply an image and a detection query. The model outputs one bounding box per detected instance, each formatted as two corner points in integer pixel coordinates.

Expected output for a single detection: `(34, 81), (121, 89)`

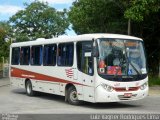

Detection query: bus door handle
(91, 80), (93, 83)
(83, 79), (85, 82)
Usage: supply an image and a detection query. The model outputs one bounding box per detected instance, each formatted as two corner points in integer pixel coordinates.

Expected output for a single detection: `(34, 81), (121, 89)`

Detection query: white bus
(10, 34), (148, 105)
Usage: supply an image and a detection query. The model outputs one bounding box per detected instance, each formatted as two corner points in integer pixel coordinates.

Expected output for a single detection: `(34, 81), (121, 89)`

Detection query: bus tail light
(140, 82), (148, 90)
(101, 83), (113, 92)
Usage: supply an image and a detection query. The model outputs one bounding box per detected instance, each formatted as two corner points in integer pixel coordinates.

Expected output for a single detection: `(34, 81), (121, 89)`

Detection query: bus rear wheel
(25, 80), (35, 96)
(67, 86), (80, 105)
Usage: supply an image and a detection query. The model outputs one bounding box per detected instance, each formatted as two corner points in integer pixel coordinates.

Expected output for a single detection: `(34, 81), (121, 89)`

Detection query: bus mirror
(92, 46), (99, 57)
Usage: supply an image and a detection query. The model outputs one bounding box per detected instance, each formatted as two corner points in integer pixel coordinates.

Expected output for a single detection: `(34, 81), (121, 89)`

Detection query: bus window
(58, 43), (74, 66)
(31, 46), (42, 65)
(43, 44), (57, 66)
(20, 46), (30, 65)
(11, 47), (20, 65)
(77, 41), (93, 76)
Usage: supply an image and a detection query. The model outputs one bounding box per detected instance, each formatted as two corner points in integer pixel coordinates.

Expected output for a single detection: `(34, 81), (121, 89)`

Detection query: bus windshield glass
(97, 38), (147, 81)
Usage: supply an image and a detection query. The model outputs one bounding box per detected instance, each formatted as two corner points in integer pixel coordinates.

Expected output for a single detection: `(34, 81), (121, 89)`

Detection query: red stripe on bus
(11, 67), (86, 86)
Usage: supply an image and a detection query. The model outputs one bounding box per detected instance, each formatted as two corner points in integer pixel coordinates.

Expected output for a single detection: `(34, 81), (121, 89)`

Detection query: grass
(148, 76), (160, 86)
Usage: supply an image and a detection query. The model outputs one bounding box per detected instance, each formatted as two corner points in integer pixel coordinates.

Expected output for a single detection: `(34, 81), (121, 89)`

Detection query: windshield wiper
(113, 60), (133, 79)
(123, 41), (141, 77)
(129, 61), (141, 76)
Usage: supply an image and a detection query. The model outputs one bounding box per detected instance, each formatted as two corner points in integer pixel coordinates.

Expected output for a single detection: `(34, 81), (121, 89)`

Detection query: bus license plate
(124, 93), (132, 97)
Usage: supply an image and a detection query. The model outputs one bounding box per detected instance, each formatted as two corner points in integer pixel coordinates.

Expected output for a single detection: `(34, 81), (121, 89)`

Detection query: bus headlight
(101, 83), (113, 92)
(140, 82), (148, 90)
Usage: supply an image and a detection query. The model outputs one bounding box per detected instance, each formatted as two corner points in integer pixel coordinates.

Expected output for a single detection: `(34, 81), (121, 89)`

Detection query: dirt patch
(149, 86), (160, 95)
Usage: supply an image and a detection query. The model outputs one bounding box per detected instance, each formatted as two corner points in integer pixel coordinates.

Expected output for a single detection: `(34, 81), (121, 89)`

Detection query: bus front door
(77, 41), (95, 102)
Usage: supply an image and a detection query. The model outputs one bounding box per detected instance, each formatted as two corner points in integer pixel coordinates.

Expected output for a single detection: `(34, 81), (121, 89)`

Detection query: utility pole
(1, 57), (4, 77)
(128, 19), (131, 35)
(159, 62), (160, 78)
(159, 41), (160, 78)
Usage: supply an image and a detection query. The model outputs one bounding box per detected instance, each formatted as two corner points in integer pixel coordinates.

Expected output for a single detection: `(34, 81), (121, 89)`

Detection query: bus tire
(67, 86), (80, 105)
(25, 80), (35, 96)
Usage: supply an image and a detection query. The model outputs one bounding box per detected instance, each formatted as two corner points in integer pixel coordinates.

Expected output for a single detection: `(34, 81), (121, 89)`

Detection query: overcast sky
(0, 0), (76, 35)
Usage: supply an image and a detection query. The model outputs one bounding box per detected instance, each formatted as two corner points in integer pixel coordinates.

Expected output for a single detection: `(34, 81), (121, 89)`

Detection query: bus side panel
(32, 80), (61, 95)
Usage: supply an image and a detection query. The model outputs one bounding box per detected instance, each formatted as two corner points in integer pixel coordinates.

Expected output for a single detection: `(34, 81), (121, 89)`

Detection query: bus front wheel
(25, 80), (35, 96)
(67, 86), (80, 105)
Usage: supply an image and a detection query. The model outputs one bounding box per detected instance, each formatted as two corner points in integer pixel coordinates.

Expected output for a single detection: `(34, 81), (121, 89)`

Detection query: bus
(10, 34), (148, 105)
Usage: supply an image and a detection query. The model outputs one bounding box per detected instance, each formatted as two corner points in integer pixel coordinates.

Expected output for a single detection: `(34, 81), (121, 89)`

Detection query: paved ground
(0, 78), (10, 87)
(0, 85), (160, 114)
(0, 78), (160, 115)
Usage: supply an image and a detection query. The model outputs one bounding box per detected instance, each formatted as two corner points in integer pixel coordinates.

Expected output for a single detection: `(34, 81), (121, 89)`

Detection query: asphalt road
(0, 85), (160, 114)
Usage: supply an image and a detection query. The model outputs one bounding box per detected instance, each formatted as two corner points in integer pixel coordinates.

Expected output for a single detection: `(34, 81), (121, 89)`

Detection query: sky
(0, 0), (76, 36)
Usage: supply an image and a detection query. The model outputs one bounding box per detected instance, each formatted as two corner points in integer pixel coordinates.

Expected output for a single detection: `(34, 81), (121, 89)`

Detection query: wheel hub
(70, 91), (78, 101)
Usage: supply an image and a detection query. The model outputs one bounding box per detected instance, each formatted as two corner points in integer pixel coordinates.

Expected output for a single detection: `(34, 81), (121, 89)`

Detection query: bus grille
(114, 87), (139, 92)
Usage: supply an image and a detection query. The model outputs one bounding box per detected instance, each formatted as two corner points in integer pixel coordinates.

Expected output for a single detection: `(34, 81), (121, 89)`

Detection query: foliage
(0, 0), (159, 78)
(9, 1), (69, 42)
(0, 21), (12, 60)
(149, 76), (160, 86)
(68, 0), (128, 34)
(69, 0), (160, 78)
(124, 0), (160, 21)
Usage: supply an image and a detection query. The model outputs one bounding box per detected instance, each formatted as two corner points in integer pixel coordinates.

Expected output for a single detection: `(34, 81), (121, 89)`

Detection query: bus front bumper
(95, 85), (149, 103)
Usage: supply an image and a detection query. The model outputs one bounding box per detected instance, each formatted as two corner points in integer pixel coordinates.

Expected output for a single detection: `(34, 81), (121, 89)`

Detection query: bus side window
(11, 47), (20, 65)
(43, 44), (57, 66)
(20, 46), (30, 65)
(77, 41), (93, 76)
(57, 43), (74, 66)
(31, 46), (42, 65)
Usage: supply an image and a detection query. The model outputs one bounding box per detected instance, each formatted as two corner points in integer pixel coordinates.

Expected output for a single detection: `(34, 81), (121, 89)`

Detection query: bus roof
(11, 33), (143, 47)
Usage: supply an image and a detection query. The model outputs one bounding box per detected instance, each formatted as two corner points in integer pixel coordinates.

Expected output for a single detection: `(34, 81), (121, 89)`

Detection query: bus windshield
(97, 38), (147, 81)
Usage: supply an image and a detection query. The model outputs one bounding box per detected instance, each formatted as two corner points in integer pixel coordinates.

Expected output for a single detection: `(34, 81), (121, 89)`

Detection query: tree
(124, 0), (160, 22)
(124, 0), (160, 37)
(68, 0), (128, 34)
(69, 0), (160, 76)
(9, 1), (69, 42)
(124, 0), (160, 76)
(0, 21), (12, 60)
